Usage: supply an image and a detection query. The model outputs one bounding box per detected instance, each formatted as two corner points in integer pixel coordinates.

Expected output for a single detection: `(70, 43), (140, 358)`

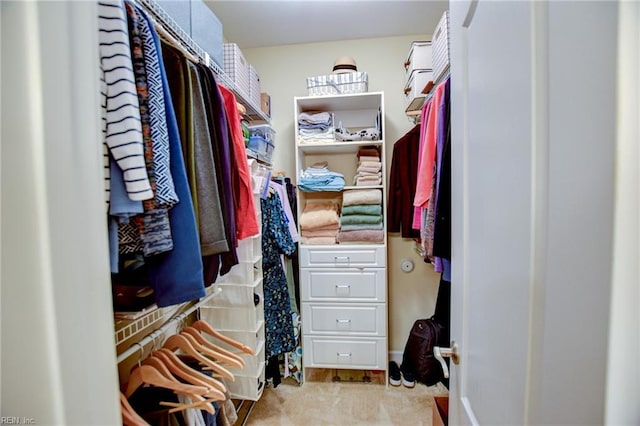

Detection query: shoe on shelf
(401, 366), (416, 388)
(389, 361), (401, 386)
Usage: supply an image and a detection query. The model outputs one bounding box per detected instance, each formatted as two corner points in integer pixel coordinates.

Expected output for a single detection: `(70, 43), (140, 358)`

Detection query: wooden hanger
(140, 356), (220, 411)
(152, 349), (227, 395)
(192, 319), (255, 355)
(182, 327), (245, 368)
(178, 332), (239, 377)
(124, 364), (210, 399)
(163, 334), (235, 382)
(120, 392), (150, 426)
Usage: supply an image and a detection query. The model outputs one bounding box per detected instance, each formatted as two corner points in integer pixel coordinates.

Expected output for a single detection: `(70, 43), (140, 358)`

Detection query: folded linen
(298, 111), (331, 125)
(301, 236), (337, 245)
(300, 228), (340, 238)
(341, 204), (382, 216)
(356, 177), (382, 186)
(357, 165), (382, 174)
(342, 189), (382, 206)
(357, 148), (380, 158)
(359, 161), (382, 169)
(340, 222), (384, 231)
(337, 229), (384, 243)
(300, 201), (340, 230)
(340, 214), (383, 226)
(358, 155), (380, 163)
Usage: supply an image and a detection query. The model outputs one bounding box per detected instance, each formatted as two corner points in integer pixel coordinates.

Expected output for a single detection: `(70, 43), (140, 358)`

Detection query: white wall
(243, 36), (442, 354)
(606, 1), (640, 424)
(1, 2), (120, 424)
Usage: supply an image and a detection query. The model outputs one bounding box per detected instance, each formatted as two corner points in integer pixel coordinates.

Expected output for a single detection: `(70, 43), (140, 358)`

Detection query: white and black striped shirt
(99, 0), (153, 204)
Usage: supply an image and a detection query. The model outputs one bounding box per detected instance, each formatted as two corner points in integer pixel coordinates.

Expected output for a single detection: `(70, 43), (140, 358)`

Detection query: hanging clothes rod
(116, 287), (220, 364)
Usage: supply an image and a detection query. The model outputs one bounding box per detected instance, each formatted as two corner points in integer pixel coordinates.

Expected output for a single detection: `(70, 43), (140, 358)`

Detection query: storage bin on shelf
(306, 72), (368, 96)
(247, 124), (276, 143)
(223, 43), (251, 97)
(432, 11), (451, 83)
(249, 65), (261, 109)
(404, 69), (433, 112)
(247, 136), (274, 163)
(404, 41), (433, 79)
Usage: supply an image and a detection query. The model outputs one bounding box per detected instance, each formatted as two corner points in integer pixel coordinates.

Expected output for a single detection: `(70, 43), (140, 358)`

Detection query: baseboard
(389, 350), (403, 364)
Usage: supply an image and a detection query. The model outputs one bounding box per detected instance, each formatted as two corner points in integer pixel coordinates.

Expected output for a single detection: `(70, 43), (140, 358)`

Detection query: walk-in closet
(2, 1), (638, 425)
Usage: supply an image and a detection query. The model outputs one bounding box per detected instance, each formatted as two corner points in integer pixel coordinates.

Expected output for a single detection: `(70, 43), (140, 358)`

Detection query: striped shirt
(99, 0), (153, 204)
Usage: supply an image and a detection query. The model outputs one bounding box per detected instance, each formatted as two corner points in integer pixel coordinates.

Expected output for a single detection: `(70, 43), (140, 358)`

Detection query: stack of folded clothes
(299, 199), (340, 245)
(353, 146), (382, 186)
(337, 189), (384, 244)
(298, 111), (334, 144)
(298, 161), (345, 192)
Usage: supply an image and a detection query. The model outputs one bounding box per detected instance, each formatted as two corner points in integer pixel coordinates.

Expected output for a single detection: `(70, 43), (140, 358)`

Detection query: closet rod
(116, 287), (220, 364)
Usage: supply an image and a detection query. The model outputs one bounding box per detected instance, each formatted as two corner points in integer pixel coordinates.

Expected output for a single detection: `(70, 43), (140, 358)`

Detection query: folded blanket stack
(338, 189), (384, 244)
(298, 161), (345, 192)
(353, 146), (382, 186)
(298, 111), (334, 144)
(300, 199), (341, 245)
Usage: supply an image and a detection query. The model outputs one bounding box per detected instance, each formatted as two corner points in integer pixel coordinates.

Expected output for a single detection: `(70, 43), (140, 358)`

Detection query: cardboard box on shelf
(260, 93), (271, 117)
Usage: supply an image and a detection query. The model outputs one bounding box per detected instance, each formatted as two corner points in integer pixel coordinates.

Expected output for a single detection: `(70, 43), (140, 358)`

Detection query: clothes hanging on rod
(410, 77), (451, 280)
(105, 0), (260, 309)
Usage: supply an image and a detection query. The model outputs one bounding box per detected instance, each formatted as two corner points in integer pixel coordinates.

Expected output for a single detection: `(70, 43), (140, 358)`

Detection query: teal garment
(341, 204), (382, 216)
(340, 214), (383, 226)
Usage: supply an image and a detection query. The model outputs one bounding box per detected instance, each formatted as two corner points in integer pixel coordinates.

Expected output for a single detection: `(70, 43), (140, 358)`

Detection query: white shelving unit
(201, 190), (266, 401)
(294, 92), (388, 384)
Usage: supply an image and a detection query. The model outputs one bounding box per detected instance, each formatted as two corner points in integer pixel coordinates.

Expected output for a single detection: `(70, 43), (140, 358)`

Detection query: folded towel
(301, 223), (340, 232)
(300, 228), (340, 238)
(342, 189), (382, 206)
(356, 177), (382, 186)
(357, 165), (382, 174)
(298, 111), (331, 125)
(300, 201), (340, 230)
(340, 222), (384, 231)
(337, 229), (384, 243)
(359, 161), (382, 168)
(341, 204), (382, 216)
(340, 214), (383, 226)
(301, 236), (336, 245)
(354, 171), (382, 178)
(358, 155), (380, 163)
(357, 147), (380, 158)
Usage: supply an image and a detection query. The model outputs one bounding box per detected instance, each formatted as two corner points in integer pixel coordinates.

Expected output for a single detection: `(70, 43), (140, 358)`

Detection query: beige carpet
(241, 369), (449, 426)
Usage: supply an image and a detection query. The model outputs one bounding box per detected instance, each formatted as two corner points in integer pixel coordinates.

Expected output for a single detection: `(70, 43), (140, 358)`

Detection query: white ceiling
(204, 0), (449, 49)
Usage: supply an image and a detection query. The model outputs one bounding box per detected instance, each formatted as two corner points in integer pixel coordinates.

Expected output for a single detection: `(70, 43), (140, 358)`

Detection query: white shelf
(297, 140), (384, 154)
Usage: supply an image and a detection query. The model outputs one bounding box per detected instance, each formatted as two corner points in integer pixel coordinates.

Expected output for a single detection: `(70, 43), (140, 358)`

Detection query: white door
(448, 1), (619, 424)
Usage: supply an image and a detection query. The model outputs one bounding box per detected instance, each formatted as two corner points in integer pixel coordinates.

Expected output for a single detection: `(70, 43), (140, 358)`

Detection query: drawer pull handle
(336, 319), (351, 323)
(334, 256), (350, 263)
(337, 352), (352, 357)
(335, 284), (351, 289)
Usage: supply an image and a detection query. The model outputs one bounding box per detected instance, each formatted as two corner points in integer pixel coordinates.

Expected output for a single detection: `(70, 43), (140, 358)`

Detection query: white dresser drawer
(302, 303), (386, 336)
(299, 245), (386, 268)
(302, 336), (387, 369)
(301, 269), (386, 302)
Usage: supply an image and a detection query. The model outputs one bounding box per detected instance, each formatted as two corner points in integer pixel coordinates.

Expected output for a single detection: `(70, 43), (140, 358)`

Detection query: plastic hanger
(192, 319), (255, 355)
(182, 327), (245, 368)
(163, 334), (235, 382)
(154, 348), (226, 393)
(120, 392), (150, 426)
